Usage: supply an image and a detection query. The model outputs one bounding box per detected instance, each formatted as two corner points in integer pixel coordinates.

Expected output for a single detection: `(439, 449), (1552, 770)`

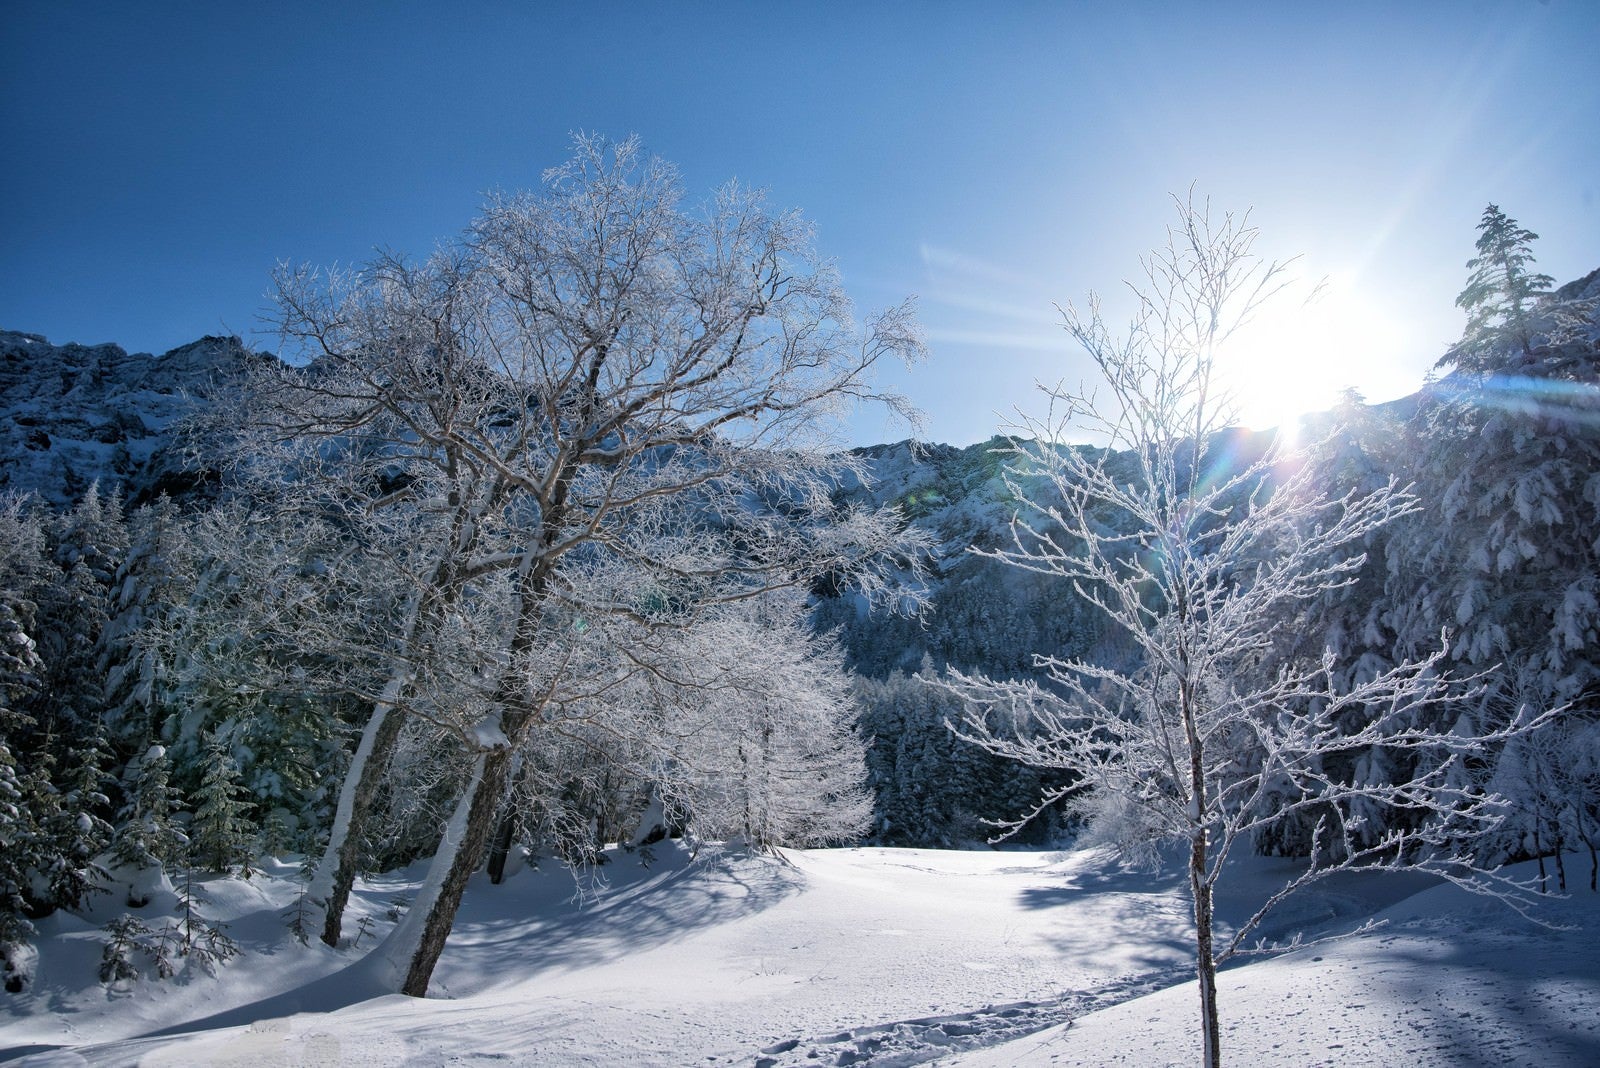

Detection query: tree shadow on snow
(428, 842), (804, 994)
(1364, 889), (1600, 1068)
(1, 844), (802, 1064)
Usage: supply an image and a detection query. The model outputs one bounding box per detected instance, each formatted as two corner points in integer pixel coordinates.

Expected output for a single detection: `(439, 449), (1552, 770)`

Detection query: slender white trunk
(370, 752), (486, 993)
(308, 675), (406, 907)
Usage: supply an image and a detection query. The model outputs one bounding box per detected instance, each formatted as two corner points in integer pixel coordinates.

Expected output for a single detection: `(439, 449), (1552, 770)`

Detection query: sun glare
(1214, 275), (1400, 441)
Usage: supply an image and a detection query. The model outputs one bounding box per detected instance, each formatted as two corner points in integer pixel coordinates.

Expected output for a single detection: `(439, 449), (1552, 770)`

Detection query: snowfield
(1, 844), (1595, 1066)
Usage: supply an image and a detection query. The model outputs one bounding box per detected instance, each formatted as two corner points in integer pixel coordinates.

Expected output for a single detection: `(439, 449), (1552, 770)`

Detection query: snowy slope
(3, 844), (1593, 1066)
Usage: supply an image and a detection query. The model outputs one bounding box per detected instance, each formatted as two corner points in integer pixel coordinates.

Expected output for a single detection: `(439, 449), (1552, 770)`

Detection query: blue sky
(3, 1), (1596, 446)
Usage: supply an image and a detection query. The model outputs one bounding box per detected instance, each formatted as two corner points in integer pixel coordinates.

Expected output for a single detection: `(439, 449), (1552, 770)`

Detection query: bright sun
(1214, 274), (1399, 440)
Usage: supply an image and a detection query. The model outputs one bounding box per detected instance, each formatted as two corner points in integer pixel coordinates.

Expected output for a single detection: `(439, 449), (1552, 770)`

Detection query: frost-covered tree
(213, 134), (926, 994)
(111, 743), (185, 880)
(121, 499), (376, 863)
(1450, 204), (1556, 365)
(189, 732), (255, 875)
(944, 197), (1534, 1068)
(647, 592), (874, 850)
(1388, 247), (1600, 873)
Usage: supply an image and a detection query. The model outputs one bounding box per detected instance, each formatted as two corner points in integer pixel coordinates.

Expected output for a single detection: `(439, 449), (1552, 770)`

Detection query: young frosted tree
(111, 744), (185, 880)
(1450, 205), (1556, 366)
(217, 134), (925, 994)
(189, 732), (255, 875)
(644, 590), (875, 850)
(944, 197), (1534, 1068)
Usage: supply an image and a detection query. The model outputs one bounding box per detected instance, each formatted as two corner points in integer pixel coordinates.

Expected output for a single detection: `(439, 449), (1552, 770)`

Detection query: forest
(1, 141), (1596, 1060)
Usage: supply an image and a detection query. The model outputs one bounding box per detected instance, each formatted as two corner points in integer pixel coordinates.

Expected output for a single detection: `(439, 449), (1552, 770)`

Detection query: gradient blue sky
(3, 1), (1597, 446)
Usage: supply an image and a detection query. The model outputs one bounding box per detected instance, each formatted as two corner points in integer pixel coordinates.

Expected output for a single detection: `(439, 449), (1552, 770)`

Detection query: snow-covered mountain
(0, 331), (260, 509)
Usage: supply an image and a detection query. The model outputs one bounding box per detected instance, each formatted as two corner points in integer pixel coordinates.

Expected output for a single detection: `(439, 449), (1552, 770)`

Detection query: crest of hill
(0, 330), (263, 508)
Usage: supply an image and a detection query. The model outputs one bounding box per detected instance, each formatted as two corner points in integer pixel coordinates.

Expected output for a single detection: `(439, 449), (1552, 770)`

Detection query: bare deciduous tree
(944, 197), (1538, 1068)
(218, 135), (926, 995)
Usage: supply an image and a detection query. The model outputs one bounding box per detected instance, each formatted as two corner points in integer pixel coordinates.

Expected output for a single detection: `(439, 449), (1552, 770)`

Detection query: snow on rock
(0, 330), (262, 509)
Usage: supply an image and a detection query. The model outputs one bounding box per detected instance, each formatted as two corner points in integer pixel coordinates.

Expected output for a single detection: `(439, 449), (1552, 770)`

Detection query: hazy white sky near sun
(2, 1), (1596, 446)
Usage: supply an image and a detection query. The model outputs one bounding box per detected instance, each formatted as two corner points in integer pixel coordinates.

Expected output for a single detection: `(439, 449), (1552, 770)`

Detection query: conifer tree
(189, 733), (255, 875)
(0, 728), (28, 925)
(1449, 204), (1556, 366)
(44, 719), (116, 910)
(100, 497), (185, 751)
(0, 506), (48, 980)
(111, 744), (185, 878)
(1392, 252), (1599, 869)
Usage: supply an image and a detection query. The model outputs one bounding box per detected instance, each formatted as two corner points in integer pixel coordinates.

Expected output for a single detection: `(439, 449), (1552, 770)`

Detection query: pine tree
(170, 860), (239, 972)
(98, 914), (148, 984)
(0, 713), (36, 981)
(100, 497), (184, 751)
(25, 486), (126, 741)
(0, 530), (46, 978)
(111, 744), (184, 880)
(1449, 204), (1556, 367)
(189, 733), (255, 875)
(1389, 244), (1599, 869)
(44, 719), (116, 910)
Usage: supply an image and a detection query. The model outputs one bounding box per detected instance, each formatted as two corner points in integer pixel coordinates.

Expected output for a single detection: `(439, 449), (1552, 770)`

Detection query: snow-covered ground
(2, 843), (1595, 1066)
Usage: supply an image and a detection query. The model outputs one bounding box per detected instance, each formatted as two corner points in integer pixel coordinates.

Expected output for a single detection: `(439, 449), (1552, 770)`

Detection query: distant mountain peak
(0, 330), (258, 509)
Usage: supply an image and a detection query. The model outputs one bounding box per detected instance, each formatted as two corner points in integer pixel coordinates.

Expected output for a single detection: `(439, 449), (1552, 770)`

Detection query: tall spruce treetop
(1448, 204), (1555, 368)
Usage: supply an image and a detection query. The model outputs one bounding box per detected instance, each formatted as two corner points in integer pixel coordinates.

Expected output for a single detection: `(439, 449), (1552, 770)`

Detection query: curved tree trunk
(390, 745), (514, 997)
(310, 678), (409, 947)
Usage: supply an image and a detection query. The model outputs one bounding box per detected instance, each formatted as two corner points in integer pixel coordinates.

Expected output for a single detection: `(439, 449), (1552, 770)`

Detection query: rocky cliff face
(0, 331), (261, 508)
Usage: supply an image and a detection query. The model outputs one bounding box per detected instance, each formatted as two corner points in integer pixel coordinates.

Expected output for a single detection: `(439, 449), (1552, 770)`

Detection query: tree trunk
(396, 744), (515, 997)
(1552, 826), (1567, 894)
(1180, 666), (1220, 1068)
(310, 680), (408, 947)
(1191, 827), (1222, 1068)
(485, 811), (517, 885)
(1533, 804), (1548, 894)
(485, 753), (525, 884)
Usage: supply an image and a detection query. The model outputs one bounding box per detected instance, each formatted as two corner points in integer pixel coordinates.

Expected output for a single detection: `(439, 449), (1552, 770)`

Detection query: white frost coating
(369, 752), (486, 992)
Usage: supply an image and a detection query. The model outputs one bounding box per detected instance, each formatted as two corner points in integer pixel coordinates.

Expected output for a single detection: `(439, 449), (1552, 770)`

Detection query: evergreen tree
(26, 486), (127, 740)
(1449, 204), (1556, 367)
(111, 744), (185, 878)
(0, 504), (49, 979)
(188, 732), (255, 874)
(100, 497), (185, 752)
(169, 860), (239, 972)
(1391, 243), (1599, 868)
(44, 718), (116, 910)
(0, 728), (28, 924)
